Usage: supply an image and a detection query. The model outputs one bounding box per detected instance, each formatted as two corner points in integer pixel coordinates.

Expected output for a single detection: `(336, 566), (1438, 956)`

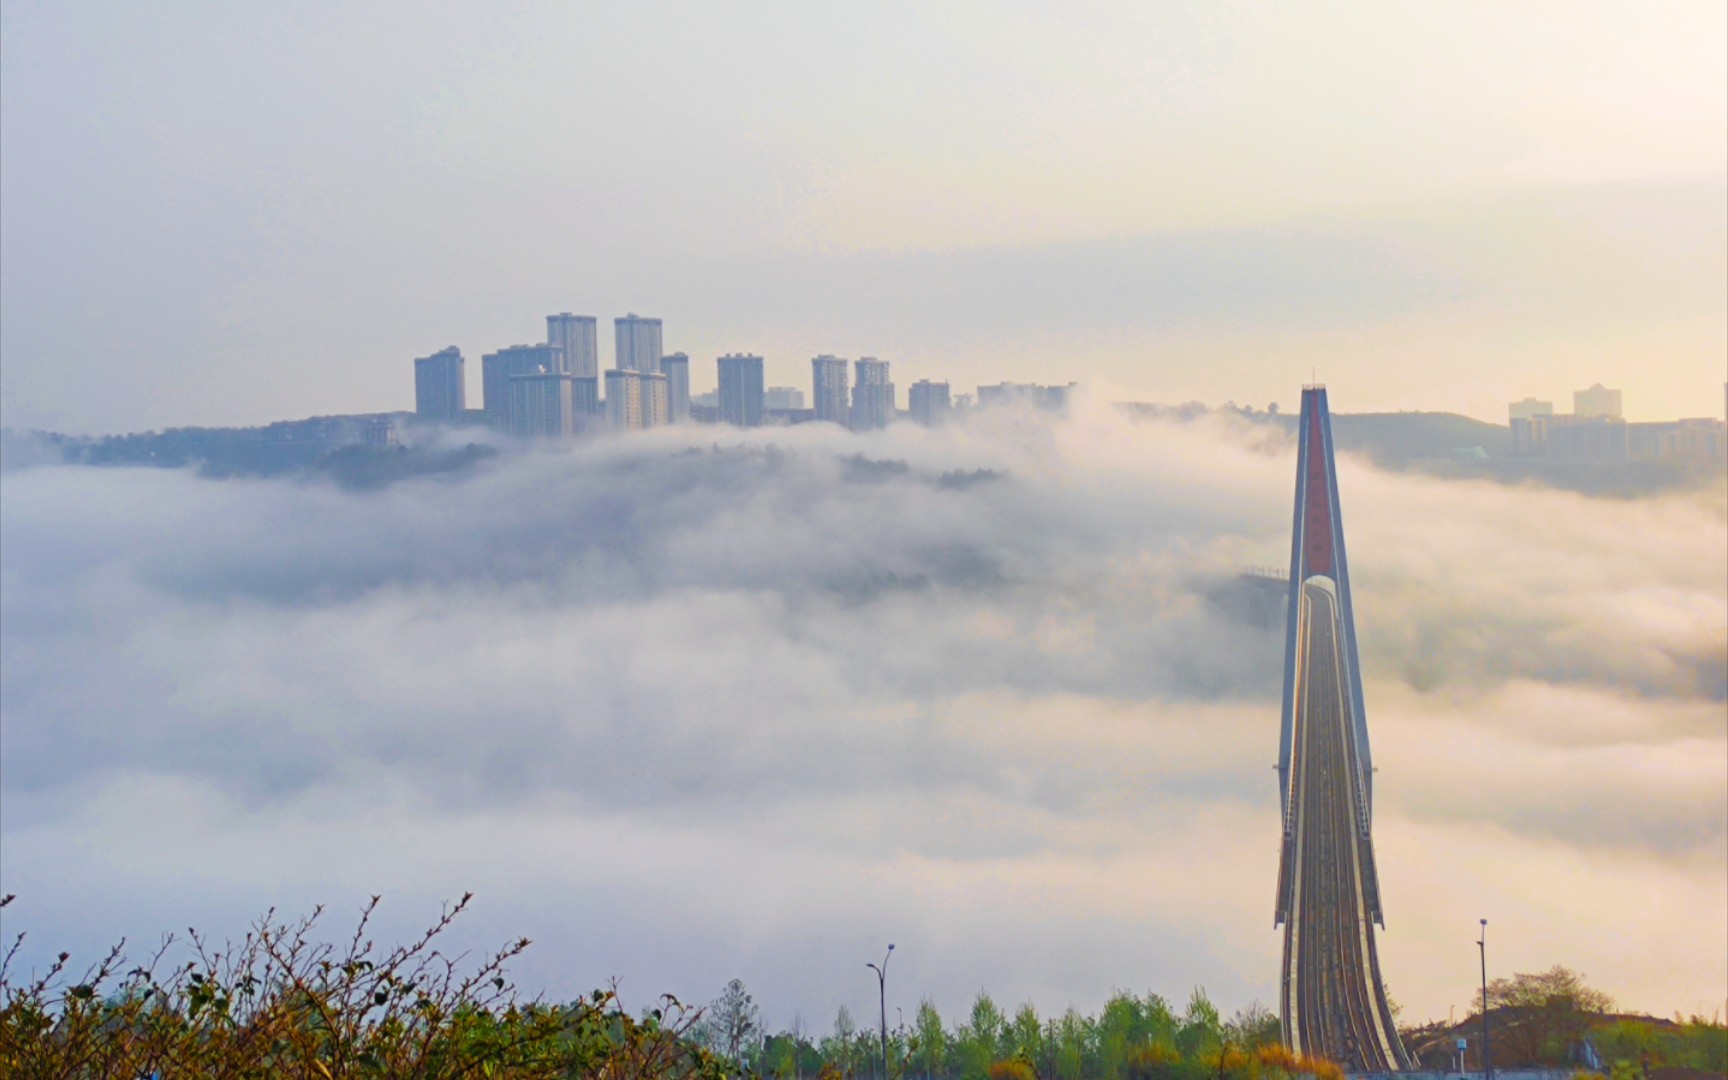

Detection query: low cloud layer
(3, 402), (1723, 1026)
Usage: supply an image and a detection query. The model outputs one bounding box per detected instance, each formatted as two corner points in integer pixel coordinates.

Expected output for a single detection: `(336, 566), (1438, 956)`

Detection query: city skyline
(404, 307), (1728, 447)
(3, 5), (1723, 433)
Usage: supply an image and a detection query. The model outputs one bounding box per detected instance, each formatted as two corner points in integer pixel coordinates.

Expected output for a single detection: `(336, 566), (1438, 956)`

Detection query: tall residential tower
(717, 354), (765, 427)
(851, 357), (894, 430)
(605, 369), (644, 431)
(506, 371), (577, 439)
(812, 355), (851, 425)
(908, 380), (951, 426)
(413, 346), (466, 422)
(660, 352), (691, 423)
(548, 314), (598, 378)
(615, 314), (664, 374)
(482, 344), (559, 429)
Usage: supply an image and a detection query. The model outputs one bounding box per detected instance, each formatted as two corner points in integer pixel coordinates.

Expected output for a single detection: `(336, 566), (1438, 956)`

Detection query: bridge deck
(1281, 580), (1407, 1072)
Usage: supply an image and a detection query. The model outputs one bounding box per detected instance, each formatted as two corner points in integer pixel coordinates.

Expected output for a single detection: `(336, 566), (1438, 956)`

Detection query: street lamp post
(867, 945), (895, 1080)
(1478, 920), (1493, 1080)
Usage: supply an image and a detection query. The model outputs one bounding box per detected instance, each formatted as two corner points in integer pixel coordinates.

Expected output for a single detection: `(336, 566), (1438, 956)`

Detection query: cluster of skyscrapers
(1508, 383), (1727, 462)
(413, 311), (1073, 439)
(414, 314), (690, 439)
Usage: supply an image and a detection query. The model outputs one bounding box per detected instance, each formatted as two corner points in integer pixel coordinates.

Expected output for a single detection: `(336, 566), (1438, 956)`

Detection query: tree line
(697, 979), (1336, 1080)
(7, 895), (1719, 1080)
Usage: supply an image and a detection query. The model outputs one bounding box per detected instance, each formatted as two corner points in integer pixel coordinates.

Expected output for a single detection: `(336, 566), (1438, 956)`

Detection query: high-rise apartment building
(615, 314), (664, 374)
(506, 372), (577, 439)
(642, 371), (669, 428)
(1546, 415), (1628, 459)
(571, 376), (601, 420)
(1508, 398), (1555, 454)
(812, 355), (851, 425)
(765, 387), (806, 411)
(1513, 413), (1628, 459)
(413, 346), (466, 422)
(1628, 418), (1728, 462)
(482, 344), (559, 428)
(660, 353), (691, 423)
(851, 357), (895, 430)
(547, 314), (598, 378)
(717, 354), (765, 427)
(908, 380), (951, 426)
(1574, 383), (1623, 420)
(1508, 397), (1553, 422)
(605, 369), (645, 431)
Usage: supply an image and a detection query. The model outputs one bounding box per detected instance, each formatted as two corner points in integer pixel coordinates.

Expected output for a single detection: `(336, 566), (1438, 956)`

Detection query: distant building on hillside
(482, 344), (559, 428)
(1508, 397), (1553, 422)
(1628, 418), (1728, 462)
(812, 355), (851, 425)
(361, 417), (399, 447)
(547, 314), (598, 378)
(717, 354), (765, 427)
(851, 357), (894, 430)
(976, 382), (1074, 410)
(1517, 411), (1725, 462)
(1574, 383), (1623, 420)
(414, 346), (466, 422)
(615, 314), (664, 374)
(766, 386), (805, 411)
(660, 353), (691, 422)
(263, 413), (404, 449)
(908, 380), (951, 426)
(1508, 382), (1724, 462)
(1515, 414), (1627, 460)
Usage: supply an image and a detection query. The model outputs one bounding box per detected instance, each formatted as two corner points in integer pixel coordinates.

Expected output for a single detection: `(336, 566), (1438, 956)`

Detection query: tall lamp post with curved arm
(867, 945), (895, 1080)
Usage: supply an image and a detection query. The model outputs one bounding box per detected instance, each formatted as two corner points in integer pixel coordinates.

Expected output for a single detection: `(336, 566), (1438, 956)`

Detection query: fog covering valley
(2, 397), (1723, 1025)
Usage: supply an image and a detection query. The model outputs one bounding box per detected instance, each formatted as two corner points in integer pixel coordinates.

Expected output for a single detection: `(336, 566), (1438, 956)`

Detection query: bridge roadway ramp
(1278, 578), (1409, 1072)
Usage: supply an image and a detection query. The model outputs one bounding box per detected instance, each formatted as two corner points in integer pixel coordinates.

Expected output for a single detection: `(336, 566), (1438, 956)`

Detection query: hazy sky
(2, 1), (1724, 432)
(3, 407), (1724, 1025)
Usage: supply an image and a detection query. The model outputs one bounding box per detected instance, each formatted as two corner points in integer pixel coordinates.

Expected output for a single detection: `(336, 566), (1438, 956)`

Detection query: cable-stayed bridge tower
(1274, 387), (1409, 1072)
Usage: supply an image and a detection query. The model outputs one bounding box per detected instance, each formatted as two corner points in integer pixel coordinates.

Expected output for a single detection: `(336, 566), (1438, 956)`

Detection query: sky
(3, 405), (1726, 1027)
(1, 1), (1725, 433)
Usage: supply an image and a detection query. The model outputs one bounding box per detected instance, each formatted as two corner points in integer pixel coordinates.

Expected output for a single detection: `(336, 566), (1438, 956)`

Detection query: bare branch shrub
(0, 893), (727, 1079)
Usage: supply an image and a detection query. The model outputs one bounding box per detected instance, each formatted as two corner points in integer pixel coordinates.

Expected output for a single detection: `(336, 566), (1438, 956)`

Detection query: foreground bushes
(1115, 1042), (1342, 1080)
(0, 894), (728, 1079)
(1, 892), (1369, 1080)
(1591, 1016), (1728, 1076)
